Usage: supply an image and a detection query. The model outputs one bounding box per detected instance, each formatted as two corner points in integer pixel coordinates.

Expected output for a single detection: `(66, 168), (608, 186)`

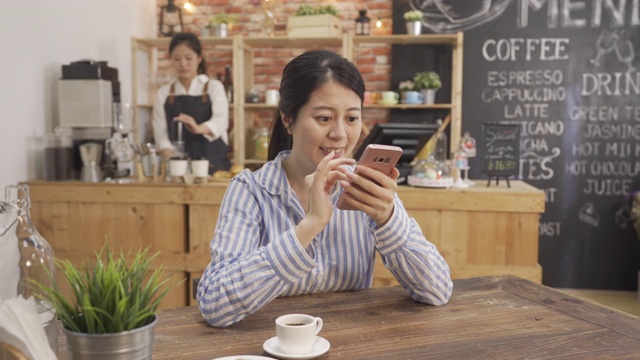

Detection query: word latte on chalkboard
(481, 122), (520, 187)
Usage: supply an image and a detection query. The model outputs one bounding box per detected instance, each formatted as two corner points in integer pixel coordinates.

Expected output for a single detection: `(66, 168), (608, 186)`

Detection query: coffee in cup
(275, 314), (323, 355)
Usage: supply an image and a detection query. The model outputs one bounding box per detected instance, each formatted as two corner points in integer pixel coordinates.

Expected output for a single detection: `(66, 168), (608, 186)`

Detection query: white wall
(0, 0), (157, 190)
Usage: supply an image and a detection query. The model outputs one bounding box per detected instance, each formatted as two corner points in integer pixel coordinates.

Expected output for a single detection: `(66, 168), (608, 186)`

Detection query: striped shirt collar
(257, 151), (291, 196)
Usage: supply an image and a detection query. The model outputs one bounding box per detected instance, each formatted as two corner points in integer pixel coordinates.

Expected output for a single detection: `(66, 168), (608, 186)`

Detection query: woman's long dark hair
(169, 32), (207, 74)
(267, 50), (365, 160)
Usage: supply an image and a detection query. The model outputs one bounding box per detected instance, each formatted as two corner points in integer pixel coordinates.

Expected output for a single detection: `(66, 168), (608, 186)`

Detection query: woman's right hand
(296, 153), (354, 241)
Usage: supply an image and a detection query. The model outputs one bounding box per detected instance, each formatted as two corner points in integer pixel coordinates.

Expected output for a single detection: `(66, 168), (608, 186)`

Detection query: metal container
(64, 316), (157, 360)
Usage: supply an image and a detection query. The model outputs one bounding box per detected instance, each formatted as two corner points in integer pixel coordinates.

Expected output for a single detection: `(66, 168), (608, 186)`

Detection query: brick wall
(156, 0), (394, 129)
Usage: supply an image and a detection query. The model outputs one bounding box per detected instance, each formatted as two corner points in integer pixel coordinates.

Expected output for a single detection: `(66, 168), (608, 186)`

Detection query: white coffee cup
(169, 159), (189, 177)
(265, 89), (279, 105)
(191, 159), (210, 177)
(275, 314), (323, 355)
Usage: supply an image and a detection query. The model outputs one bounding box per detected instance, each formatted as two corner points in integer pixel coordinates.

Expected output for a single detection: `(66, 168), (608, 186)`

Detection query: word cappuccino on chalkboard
(481, 123), (520, 183)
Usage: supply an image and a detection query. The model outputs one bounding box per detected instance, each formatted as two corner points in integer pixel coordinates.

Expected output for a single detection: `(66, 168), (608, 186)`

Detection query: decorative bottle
(0, 184), (58, 353)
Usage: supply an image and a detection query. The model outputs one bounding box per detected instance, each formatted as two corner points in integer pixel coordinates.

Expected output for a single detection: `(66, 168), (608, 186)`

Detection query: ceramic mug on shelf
(403, 90), (424, 104)
(265, 89), (279, 105)
(379, 91), (399, 104)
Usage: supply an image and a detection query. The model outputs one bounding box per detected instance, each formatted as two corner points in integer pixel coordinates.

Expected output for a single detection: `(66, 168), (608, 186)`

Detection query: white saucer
(263, 336), (330, 360)
(212, 356), (276, 360)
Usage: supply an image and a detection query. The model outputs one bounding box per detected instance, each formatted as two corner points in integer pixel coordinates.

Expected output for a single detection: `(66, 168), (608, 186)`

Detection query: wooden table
(56, 275), (640, 359)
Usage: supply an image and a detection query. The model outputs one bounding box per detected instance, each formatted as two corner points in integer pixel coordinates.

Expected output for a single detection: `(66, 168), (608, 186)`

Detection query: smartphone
(336, 144), (403, 210)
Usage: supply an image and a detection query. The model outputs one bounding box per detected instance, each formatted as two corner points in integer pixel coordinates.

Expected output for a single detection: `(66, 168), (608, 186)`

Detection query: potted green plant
(33, 246), (173, 359)
(288, 5), (342, 37)
(404, 10), (423, 35)
(209, 12), (237, 37)
(413, 71), (442, 104)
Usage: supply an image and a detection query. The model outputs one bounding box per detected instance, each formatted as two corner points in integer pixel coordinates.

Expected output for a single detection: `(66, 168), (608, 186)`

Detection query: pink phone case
(336, 144), (403, 210)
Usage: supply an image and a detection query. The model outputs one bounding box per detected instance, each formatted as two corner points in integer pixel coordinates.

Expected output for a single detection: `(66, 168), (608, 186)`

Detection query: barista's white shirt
(152, 74), (229, 151)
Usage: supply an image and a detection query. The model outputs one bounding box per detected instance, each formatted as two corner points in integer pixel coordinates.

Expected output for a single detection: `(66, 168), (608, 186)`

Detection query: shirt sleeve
(196, 174), (316, 328)
(373, 195), (453, 305)
(201, 79), (229, 144)
(152, 85), (174, 151)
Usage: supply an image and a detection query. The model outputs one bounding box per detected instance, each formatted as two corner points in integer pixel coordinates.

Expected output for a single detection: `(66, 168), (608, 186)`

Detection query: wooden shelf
(132, 32), (463, 166)
(365, 103), (453, 110)
(353, 34), (461, 46)
(132, 36), (233, 48)
(244, 103), (278, 109)
(242, 35), (343, 48)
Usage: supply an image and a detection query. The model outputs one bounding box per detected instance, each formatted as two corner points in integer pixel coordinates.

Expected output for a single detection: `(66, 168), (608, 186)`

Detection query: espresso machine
(56, 60), (121, 180)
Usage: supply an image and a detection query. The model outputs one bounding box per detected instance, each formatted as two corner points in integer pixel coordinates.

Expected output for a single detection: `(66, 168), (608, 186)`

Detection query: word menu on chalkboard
(481, 123), (520, 179)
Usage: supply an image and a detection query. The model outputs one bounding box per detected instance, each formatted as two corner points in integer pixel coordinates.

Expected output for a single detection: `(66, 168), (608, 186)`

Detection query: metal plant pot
(64, 316), (158, 360)
(421, 89), (437, 104)
(406, 21), (422, 35)
(213, 23), (229, 37)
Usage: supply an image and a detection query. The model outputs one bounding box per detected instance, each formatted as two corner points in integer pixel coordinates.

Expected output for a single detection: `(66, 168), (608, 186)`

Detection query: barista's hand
(173, 113), (212, 136)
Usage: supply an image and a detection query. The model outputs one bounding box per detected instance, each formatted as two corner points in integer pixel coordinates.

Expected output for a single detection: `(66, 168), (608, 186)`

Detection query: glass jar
(461, 132), (477, 157)
(408, 154), (452, 188)
(0, 184), (58, 352)
(253, 128), (269, 161)
(43, 127), (74, 181)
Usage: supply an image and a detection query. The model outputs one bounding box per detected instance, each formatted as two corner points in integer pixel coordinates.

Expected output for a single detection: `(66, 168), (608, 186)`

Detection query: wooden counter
(24, 180), (544, 308)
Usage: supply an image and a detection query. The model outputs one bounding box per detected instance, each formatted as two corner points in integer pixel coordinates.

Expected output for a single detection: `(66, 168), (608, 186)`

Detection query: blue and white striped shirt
(197, 151), (453, 327)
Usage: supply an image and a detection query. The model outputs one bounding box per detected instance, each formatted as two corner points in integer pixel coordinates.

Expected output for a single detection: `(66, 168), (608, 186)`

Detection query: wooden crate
(287, 14), (342, 37)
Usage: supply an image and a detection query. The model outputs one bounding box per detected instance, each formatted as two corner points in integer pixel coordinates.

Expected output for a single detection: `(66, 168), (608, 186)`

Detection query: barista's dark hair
(169, 32), (207, 74)
(268, 50), (365, 160)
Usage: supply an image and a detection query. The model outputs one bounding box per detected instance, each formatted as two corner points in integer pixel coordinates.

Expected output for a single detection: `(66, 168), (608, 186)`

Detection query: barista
(152, 32), (231, 173)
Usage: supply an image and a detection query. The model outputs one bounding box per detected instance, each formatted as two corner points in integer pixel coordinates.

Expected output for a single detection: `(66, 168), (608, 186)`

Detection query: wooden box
(287, 14), (342, 37)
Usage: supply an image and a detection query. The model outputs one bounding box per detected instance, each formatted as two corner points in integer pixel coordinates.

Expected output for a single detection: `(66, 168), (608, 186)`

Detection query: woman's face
(170, 43), (202, 82)
(284, 80), (362, 174)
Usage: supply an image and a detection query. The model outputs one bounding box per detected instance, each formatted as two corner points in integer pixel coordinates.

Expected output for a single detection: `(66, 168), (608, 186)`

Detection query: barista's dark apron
(164, 81), (231, 173)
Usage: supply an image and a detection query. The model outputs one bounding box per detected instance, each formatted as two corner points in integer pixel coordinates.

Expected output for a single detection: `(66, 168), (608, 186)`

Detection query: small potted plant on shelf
(413, 71), (442, 104)
(288, 4), (342, 37)
(33, 245), (173, 359)
(210, 12), (237, 38)
(404, 10), (423, 35)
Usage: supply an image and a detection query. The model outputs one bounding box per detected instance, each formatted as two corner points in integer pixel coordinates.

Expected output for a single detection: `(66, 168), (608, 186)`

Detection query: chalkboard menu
(400, 0), (640, 290)
(481, 123), (520, 178)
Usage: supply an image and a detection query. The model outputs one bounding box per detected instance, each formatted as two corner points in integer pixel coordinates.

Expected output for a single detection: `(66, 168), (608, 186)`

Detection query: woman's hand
(173, 113), (211, 136)
(295, 153), (354, 247)
(339, 165), (399, 227)
(305, 153), (354, 225)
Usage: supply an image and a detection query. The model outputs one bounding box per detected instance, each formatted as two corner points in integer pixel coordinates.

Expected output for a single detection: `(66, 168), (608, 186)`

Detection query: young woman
(197, 50), (452, 327)
(152, 32), (231, 173)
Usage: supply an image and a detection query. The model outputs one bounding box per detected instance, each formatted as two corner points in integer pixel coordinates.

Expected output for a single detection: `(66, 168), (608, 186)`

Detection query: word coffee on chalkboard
(481, 123), (520, 184)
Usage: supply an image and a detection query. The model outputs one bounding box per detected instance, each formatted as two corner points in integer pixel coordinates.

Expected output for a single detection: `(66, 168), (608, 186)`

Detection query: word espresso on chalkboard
(482, 123), (520, 187)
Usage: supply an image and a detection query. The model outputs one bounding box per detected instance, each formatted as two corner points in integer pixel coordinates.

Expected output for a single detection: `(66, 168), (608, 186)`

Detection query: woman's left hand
(339, 165), (399, 227)
(173, 113), (209, 135)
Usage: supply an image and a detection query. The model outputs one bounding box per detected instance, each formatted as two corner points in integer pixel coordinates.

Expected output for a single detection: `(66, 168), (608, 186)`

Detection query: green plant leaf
(31, 243), (174, 334)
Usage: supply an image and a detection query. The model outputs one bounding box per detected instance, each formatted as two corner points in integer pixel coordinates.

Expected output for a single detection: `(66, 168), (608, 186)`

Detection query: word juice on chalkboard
(481, 123), (520, 188)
